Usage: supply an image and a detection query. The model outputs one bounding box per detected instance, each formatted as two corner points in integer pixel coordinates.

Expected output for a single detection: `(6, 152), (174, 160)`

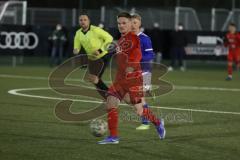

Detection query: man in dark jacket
(169, 23), (188, 71)
(49, 24), (67, 66)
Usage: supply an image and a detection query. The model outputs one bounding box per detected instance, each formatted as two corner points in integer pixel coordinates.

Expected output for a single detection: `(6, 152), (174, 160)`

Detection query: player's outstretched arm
(96, 27), (113, 52)
(73, 31), (82, 55)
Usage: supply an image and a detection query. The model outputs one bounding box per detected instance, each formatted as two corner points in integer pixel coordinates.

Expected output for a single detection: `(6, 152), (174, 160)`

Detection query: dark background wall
(0, 24), (226, 59)
(12, 0), (240, 9)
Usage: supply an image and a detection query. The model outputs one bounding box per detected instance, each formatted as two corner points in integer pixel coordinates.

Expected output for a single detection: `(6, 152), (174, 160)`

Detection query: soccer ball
(90, 119), (107, 137)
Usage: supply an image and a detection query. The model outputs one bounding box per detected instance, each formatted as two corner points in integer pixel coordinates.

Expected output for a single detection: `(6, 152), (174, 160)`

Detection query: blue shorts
(141, 61), (153, 72)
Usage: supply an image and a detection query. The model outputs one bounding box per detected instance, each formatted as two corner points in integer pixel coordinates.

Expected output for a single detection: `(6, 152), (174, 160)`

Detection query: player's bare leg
(136, 71), (152, 130)
(87, 74), (99, 84)
(135, 97), (150, 130)
(87, 58), (109, 99)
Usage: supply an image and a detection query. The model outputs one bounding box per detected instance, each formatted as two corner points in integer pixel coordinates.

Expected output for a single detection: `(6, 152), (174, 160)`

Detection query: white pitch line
(1, 74), (240, 92)
(8, 87), (240, 116)
(8, 87), (99, 101)
(0, 74), (48, 80)
(8, 87), (102, 103)
(175, 85), (240, 92)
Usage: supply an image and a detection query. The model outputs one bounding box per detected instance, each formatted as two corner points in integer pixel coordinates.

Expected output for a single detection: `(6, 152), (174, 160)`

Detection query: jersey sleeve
(74, 31), (81, 51)
(95, 27), (113, 51)
(143, 37), (154, 56)
(127, 35), (142, 70)
(128, 35), (142, 62)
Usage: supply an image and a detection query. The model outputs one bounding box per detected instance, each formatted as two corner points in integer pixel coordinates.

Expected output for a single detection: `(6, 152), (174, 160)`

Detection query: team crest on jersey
(118, 37), (133, 52)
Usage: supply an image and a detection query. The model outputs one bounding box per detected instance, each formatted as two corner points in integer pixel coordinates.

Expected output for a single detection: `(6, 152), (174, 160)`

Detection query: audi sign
(0, 32), (39, 50)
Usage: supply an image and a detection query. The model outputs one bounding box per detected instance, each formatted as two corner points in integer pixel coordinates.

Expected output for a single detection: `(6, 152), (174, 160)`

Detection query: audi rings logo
(0, 32), (39, 49)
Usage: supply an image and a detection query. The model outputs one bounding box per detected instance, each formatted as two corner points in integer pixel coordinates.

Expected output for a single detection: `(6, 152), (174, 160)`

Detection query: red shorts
(108, 72), (143, 104)
(228, 49), (240, 62)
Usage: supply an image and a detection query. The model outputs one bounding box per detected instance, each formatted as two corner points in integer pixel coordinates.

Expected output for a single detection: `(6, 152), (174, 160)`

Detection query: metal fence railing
(2, 1), (240, 31)
(0, 1), (27, 25)
(25, 6), (240, 31)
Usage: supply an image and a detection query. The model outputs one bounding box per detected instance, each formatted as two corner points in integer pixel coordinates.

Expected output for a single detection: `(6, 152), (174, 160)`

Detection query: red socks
(107, 107), (159, 137)
(228, 63), (233, 76)
(142, 107), (160, 126)
(107, 108), (118, 137)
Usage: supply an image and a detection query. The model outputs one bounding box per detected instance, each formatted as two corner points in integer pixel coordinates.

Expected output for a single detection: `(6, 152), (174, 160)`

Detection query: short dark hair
(79, 10), (89, 17)
(229, 23), (236, 27)
(117, 12), (131, 19)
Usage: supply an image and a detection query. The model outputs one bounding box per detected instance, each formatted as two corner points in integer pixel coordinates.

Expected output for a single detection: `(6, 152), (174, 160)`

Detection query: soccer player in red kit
(224, 23), (240, 80)
(98, 12), (165, 144)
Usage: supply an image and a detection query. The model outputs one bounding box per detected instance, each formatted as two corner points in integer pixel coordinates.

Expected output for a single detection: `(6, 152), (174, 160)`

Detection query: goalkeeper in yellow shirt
(73, 13), (113, 99)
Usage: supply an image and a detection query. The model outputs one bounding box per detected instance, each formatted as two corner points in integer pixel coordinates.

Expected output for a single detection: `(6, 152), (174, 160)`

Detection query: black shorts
(88, 53), (112, 78)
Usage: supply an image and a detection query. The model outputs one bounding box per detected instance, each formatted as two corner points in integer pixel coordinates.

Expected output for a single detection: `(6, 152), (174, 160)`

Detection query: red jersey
(108, 32), (143, 104)
(115, 32), (142, 80)
(224, 32), (240, 51)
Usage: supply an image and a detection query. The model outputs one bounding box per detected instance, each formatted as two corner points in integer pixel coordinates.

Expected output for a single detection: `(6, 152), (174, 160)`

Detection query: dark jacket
(170, 31), (188, 48)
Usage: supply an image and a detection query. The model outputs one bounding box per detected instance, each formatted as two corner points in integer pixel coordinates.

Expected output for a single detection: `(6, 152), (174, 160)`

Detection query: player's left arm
(143, 37), (155, 59)
(126, 36), (142, 73)
(73, 31), (81, 55)
(96, 27), (113, 53)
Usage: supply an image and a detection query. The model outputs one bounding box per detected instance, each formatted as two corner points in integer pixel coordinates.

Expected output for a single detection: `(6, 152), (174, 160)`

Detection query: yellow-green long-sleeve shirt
(74, 25), (113, 60)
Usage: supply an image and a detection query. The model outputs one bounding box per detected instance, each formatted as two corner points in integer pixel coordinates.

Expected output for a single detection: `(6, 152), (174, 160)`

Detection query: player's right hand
(73, 49), (80, 55)
(94, 50), (101, 56)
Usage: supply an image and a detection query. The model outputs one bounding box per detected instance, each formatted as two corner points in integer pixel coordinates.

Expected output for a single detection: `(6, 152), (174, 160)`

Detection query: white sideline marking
(1, 74), (240, 92)
(8, 87), (240, 115)
(175, 85), (240, 92)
